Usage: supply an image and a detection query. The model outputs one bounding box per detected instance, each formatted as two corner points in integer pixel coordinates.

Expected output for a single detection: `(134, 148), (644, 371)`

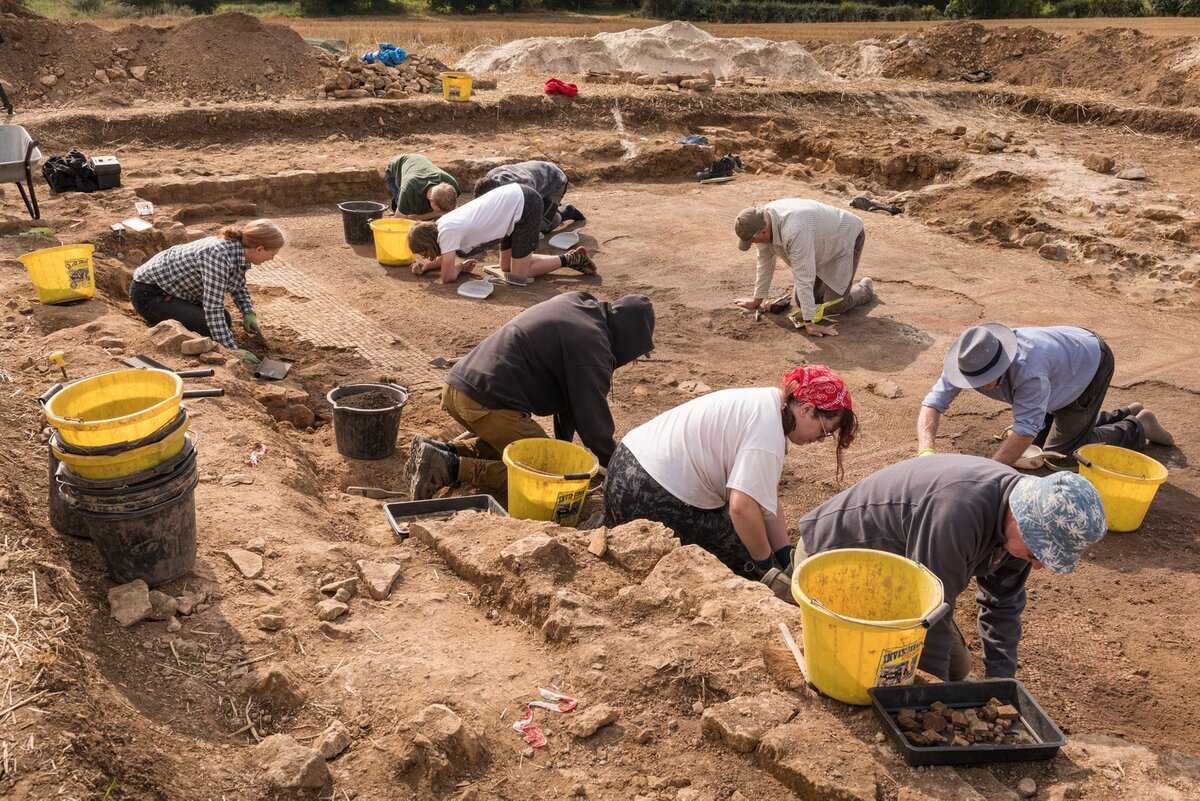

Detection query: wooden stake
(778, 622), (812, 691)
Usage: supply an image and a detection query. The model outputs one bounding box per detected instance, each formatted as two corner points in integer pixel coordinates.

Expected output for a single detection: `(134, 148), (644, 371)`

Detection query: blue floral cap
(1009, 473), (1107, 573)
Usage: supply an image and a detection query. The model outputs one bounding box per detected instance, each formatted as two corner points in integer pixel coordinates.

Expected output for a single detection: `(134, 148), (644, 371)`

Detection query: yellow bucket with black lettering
(502, 438), (598, 527)
(19, 244), (96, 305)
(791, 549), (949, 705)
(440, 72), (473, 102)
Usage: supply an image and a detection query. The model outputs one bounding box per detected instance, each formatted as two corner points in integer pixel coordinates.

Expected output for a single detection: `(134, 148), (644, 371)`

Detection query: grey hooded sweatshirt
(799, 455), (1031, 680)
(447, 291), (655, 467)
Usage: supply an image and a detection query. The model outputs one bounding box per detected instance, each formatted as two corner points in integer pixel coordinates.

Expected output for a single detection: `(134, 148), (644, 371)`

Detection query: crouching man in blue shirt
(917, 324), (1174, 466)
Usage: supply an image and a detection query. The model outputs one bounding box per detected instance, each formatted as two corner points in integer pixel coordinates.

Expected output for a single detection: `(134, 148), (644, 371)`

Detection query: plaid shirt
(132, 237), (254, 350)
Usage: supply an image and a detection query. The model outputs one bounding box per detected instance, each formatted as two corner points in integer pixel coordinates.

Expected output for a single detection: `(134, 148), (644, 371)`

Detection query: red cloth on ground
(544, 77), (579, 97)
(783, 365), (853, 411)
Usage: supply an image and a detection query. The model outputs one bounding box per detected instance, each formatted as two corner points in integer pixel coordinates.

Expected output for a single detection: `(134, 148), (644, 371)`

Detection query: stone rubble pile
(315, 49), (451, 100)
(583, 68), (758, 93)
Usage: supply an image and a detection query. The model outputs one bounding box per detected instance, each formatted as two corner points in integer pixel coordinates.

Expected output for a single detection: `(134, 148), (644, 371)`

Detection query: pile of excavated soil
(880, 21), (1200, 108)
(0, 12), (321, 109)
(1001, 27), (1200, 108)
(458, 20), (834, 82)
(881, 21), (1061, 81)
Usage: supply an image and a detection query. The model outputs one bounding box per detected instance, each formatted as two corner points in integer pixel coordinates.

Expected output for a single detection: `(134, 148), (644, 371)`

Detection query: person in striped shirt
(129, 219), (285, 364)
(733, 199), (876, 337)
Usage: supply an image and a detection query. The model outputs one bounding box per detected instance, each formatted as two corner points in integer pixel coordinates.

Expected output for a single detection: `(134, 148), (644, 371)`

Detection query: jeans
(130, 280), (230, 339)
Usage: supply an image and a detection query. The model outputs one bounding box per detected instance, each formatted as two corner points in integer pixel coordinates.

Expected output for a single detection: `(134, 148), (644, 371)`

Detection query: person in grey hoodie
(794, 454), (1107, 681)
(407, 291), (655, 500)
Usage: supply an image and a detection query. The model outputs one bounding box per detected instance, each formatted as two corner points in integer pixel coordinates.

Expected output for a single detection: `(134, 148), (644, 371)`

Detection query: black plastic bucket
(71, 473), (199, 586)
(326, 383), (409, 460)
(338, 201), (387, 245)
(48, 446), (90, 539)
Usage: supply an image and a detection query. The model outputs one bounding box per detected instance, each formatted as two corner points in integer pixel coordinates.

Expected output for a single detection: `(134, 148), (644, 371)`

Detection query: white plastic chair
(0, 125), (42, 219)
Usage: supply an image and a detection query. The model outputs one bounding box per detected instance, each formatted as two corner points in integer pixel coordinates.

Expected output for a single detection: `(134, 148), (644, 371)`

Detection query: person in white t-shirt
(406, 183), (595, 283)
(604, 365), (858, 580)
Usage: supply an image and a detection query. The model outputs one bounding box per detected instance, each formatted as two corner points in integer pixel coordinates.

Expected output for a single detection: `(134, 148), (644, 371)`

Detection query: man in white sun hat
(917, 323), (1174, 466)
(794, 455), (1108, 680)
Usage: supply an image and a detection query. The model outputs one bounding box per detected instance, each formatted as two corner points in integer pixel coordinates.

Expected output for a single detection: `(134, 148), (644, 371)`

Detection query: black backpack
(41, 150), (100, 194)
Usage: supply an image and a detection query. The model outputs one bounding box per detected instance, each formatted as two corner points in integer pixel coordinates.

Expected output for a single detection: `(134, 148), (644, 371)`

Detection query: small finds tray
(869, 678), (1066, 766)
(384, 494), (507, 541)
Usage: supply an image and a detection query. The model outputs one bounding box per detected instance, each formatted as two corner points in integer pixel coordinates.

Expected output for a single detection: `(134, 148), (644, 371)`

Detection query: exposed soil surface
(1, 13), (1200, 801)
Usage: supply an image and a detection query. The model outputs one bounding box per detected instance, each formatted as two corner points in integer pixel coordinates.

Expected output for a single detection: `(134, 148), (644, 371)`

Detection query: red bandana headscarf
(783, 365), (852, 411)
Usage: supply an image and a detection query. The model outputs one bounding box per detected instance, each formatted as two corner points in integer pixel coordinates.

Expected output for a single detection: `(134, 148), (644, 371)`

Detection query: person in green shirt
(385, 154), (461, 220)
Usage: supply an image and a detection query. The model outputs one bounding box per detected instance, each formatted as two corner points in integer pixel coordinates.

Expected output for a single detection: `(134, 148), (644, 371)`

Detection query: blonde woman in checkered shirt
(130, 220), (284, 364)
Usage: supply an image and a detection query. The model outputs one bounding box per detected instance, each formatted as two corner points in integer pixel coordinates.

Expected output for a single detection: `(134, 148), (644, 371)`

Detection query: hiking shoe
(849, 276), (875, 306)
(1136, 409), (1175, 447)
(409, 442), (457, 500)
(729, 154), (746, 173)
(562, 247), (596, 275)
(696, 156), (735, 182)
(1115, 402), (1144, 418)
(560, 204), (586, 223)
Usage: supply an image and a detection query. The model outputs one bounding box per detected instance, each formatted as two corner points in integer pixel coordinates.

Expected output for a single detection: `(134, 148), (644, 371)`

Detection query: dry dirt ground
(2, 12), (1200, 801)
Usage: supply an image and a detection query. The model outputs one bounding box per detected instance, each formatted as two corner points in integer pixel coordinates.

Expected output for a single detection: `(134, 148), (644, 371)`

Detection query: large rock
(255, 734), (329, 790)
(499, 533), (573, 574)
(1116, 166), (1147, 181)
(701, 693), (798, 753)
(224, 548), (263, 579)
(758, 719), (880, 801)
(605, 520), (680, 574)
(355, 559), (403, 600)
(1083, 153), (1114, 174)
(395, 704), (486, 787)
(243, 665), (307, 710)
(146, 590), (179, 621)
(180, 336), (213, 355)
(149, 319), (193, 353)
(541, 589), (610, 643)
(567, 704), (619, 738)
(318, 720), (351, 759)
(108, 580), (152, 627)
(896, 767), (988, 800)
(316, 599), (349, 621)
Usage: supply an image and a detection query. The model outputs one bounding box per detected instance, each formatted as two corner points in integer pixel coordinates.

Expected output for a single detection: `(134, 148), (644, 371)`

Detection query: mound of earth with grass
(458, 20), (835, 82)
(0, 12), (321, 109)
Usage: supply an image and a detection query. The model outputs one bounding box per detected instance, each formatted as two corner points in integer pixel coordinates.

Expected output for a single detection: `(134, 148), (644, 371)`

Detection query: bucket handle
(37, 383), (64, 407)
(561, 472), (593, 481)
(810, 599), (953, 631)
(1073, 450), (1092, 468)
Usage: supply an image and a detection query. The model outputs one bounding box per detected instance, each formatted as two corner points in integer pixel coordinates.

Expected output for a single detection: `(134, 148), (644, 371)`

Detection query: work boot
(729, 154), (746, 173)
(560, 204), (586, 223)
(695, 155), (735, 181)
(409, 442), (459, 500)
(848, 276), (875, 306)
(561, 247), (596, 275)
(1136, 410), (1175, 447)
(1115, 402), (1144, 418)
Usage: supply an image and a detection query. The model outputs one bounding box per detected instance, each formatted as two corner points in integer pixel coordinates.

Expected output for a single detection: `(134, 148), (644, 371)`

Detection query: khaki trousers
(441, 385), (546, 495)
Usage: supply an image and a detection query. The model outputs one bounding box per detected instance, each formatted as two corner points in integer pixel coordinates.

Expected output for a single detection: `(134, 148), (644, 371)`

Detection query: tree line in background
(44, 0), (1200, 25)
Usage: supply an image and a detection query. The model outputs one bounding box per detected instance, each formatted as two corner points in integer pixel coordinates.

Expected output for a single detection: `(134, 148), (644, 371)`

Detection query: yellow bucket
(51, 416), (189, 480)
(1075, 444), (1168, 532)
(791, 549), (949, 705)
(368, 218), (415, 266)
(441, 72), (473, 102)
(42, 369), (184, 449)
(502, 438), (598, 527)
(19, 244), (96, 305)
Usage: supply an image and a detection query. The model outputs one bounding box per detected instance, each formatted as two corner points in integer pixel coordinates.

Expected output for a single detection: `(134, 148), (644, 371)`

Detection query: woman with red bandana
(603, 366), (858, 580)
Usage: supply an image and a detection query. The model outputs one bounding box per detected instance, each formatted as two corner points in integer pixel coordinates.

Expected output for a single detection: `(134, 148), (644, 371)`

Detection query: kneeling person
(407, 291), (655, 499)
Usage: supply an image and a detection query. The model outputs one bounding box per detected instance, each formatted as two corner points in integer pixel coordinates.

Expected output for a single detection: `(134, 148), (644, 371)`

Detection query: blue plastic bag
(361, 43), (408, 66)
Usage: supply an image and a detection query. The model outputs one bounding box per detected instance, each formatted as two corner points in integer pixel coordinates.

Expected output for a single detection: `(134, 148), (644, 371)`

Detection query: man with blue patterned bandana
(795, 454), (1107, 682)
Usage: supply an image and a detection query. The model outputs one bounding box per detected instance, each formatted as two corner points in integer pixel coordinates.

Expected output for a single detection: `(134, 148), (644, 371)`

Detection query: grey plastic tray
(383, 494), (506, 540)
(869, 678), (1066, 766)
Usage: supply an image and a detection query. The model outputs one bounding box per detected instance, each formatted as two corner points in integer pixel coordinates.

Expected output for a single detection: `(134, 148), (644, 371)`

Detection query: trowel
(254, 358), (292, 381)
(1013, 444), (1067, 471)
